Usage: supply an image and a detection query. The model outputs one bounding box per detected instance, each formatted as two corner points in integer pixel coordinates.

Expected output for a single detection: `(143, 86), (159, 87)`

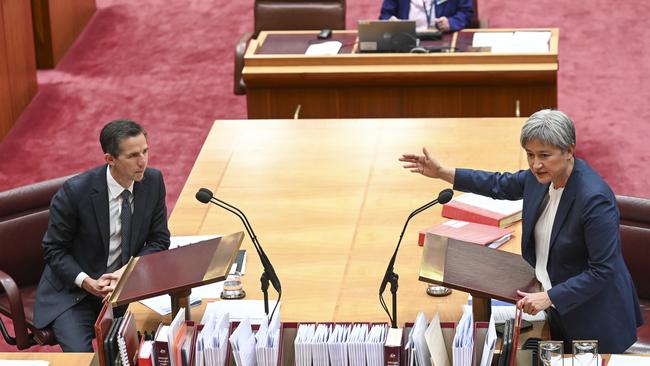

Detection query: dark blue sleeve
(444, 0), (474, 31)
(379, 0), (399, 19)
(453, 168), (527, 200)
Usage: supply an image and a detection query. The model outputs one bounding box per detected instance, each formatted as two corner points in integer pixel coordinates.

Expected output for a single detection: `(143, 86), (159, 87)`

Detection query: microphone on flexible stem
(195, 188), (281, 321)
(379, 188), (453, 328)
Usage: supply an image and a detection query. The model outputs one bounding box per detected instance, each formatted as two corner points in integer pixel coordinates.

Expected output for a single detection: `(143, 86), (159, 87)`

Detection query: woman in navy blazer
(400, 110), (643, 353)
(379, 0), (474, 32)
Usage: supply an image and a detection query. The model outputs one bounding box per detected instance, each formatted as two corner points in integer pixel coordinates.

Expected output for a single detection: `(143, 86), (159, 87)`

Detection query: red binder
(441, 194), (522, 228)
(418, 220), (513, 247)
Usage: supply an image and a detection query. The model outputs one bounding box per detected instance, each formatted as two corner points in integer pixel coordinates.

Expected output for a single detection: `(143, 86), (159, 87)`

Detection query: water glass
(539, 340), (564, 366)
(572, 340), (598, 366)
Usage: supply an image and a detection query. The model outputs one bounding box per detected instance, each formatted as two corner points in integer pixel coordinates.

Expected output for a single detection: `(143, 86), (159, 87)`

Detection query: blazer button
(75, 297), (80, 302)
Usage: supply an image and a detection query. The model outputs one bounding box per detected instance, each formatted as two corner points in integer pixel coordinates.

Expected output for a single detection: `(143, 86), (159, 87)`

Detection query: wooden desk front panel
(164, 118), (527, 325)
(0, 0), (38, 141)
(31, 0), (96, 68)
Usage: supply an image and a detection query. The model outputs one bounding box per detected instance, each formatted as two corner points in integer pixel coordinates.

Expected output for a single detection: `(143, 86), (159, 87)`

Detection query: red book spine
(384, 345), (401, 366)
(154, 339), (170, 366)
(441, 203), (500, 227)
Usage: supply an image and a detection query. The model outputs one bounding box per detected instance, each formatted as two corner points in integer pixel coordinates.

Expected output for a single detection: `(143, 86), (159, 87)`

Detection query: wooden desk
(0, 352), (97, 366)
(0, 0), (38, 141)
(127, 118), (528, 331)
(243, 29), (558, 119)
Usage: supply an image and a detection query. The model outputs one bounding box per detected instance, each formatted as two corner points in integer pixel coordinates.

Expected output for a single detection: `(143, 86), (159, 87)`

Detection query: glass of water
(539, 340), (564, 366)
(572, 340), (598, 366)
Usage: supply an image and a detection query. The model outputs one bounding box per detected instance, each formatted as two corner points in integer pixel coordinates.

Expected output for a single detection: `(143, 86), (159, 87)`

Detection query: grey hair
(520, 109), (576, 152)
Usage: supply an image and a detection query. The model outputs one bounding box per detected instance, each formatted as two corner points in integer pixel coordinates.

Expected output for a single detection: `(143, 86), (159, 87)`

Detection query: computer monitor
(357, 20), (417, 53)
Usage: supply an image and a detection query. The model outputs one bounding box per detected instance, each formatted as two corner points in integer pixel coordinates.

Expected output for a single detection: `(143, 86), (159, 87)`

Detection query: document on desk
(607, 354), (647, 365)
(230, 318), (257, 366)
(465, 295), (546, 324)
(202, 300), (279, 325)
(452, 309), (473, 366)
(425, 312), (450, 366)
(472, 31), (551, 53)
(305, 41), (342, 55)
(478, 315), (496, 366)
(139, 293), (202, 316)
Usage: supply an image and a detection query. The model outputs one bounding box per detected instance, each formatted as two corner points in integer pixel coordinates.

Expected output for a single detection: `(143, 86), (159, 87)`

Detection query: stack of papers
(230, 318), (257, 366)
(472, 31), (551, 53)
(478, 316), (497, 366)
(305, 41), (342, 55)
(295, 323), (387, 366)
(405, 312), (431, 366)
(452, 309), (474, 366)
(202, 300), (280, 326)
(424, 313), (450, 366)
(255, 315), (281, 366)
(195, 312), (230, 366)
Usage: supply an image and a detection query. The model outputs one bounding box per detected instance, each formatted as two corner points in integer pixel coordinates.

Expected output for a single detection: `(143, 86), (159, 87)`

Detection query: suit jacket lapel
(91, 168), (110, 257)
(522, 182), (549, 263)
(549, 168), (578, 250)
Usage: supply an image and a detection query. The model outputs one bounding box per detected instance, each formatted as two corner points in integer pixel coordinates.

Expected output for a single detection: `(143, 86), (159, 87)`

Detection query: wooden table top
(128, 117), (528, 331)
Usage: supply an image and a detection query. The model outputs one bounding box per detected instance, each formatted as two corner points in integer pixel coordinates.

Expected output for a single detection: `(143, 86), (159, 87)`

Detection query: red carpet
(0, 0), (648, 352)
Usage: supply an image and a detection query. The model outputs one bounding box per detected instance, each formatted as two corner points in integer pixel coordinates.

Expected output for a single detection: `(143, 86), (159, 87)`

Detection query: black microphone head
(438, 188), (454, 204)
(195, 189), (213, 204)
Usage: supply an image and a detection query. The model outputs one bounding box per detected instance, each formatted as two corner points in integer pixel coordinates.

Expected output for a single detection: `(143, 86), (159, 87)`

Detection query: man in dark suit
(400, 110), (643, 353)
(33, 119), (170, 352)
(379, 0), (474, 32)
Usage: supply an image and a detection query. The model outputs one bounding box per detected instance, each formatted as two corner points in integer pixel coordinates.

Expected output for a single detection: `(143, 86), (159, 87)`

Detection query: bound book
(154, 323), (171, 366)
(441, 193), (522, 228)
(418, 220), (513, 247)
(94, 301), (114, 366)
(384, 327), (402, 366)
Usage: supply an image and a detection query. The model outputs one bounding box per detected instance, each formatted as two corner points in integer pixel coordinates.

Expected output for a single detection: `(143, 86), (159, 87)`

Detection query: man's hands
(516, 290), (552, 315)
(81, 266), (127, 302)
(435, 16), (451, 32)
(399, 147), (455, 184)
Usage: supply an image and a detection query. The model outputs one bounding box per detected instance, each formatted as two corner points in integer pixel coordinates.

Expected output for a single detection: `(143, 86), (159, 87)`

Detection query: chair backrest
(0, 176), (70, 288)
(254, 0), (346, 36)
(617, 195), (650, 300)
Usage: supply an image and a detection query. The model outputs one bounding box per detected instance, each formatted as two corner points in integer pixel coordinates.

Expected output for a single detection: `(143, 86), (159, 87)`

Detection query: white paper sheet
(201, 300), (280, 325)
(305, 41), (342, 55)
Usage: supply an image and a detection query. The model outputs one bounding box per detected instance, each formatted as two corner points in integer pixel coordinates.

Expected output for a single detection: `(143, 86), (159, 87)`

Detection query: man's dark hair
(100, 119), (147, 157)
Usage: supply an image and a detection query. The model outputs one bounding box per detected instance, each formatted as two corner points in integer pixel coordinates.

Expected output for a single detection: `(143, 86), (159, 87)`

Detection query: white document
(139, 293), (202, 316)
(230, 318), (257, 366)
(170, 234), (222, 249)
(471, 31), (550, 53)
(202, 300), (280, 325)
(312, 324), (331, 366)
(295, 324), (316, 366)
(453, 193), (522, 216)
(424, 312), (450, 366)
(365, 324), (386, 366)
(348, 323), (369, 366)
(607, 354), (646, 365)
(452, 309), (473, 366)
(198, 311), (230, 366)
(472, 32), (513, 48)
(478, 315), (497, 366)
(327, 324), (351, 366)
(305, 41), (342, 55)
(410, 312), (431, 366)
(168, 308), (187, 366)
(255, 314), (281, 366)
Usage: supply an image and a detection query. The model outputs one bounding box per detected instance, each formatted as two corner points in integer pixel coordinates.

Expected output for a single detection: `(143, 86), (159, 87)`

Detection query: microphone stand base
(426, 284), (452, 297)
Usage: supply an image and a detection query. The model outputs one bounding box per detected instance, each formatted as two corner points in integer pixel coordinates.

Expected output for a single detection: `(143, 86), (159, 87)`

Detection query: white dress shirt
(409, 0), (436, 30)
(74, 166), (134, 288)
(533, 184), (565, 292)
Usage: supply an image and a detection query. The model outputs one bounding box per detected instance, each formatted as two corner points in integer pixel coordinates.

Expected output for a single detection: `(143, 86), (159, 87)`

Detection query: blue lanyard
(422, 0), (435, 28)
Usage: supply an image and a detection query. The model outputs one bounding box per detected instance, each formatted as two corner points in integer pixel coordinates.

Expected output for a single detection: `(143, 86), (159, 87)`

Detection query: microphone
(195, 188), (281, 319)
(379, 188), (453, 328)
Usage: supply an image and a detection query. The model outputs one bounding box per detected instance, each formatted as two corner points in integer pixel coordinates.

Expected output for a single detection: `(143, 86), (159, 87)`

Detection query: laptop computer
(357, 20), (417, 53)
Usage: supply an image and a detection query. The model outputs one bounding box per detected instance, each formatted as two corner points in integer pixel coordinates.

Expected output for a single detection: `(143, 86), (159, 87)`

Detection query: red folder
(94, 302), (114, 366)
(418, 220), (513, 247)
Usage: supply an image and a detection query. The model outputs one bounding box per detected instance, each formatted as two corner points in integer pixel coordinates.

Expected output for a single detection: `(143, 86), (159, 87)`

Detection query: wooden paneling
(244, 29), (559, 119)
(31, 0), (96, 68)
(0, 0), (38, 141)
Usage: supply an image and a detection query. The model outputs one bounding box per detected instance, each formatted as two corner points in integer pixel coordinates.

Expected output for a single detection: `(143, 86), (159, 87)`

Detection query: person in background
(33, 119), (170, 352)
(379, 0), (474, 32)
(399, 109), (643, 353)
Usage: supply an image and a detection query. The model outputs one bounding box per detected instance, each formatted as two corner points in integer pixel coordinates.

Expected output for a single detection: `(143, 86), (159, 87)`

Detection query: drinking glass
(572, 340), (598, 366)
(539, 340), (563, 366)
(221, 271), (245, 299)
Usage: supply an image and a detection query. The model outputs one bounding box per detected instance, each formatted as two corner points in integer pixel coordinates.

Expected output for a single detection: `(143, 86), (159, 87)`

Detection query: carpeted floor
(0, 0), (648, 352)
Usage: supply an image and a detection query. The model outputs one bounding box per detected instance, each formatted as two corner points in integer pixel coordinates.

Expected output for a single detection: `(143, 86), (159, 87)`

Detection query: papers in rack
(465, 295), (546, 324)
(196, 311), (230, 366)
(478, 315), (496, 366)
(255, 315), (281, 366)
(168, 308), (187, 366)
(424, 313), (450, 366)
(202, 300), (280, 325)
(406, 312), (431, 366)
(305, 41), (342, 55)
(452, 309), (473, 366)
(295, 323), (387, 366)
(230, 318), (257, 366)
(472, 31), (551, 53)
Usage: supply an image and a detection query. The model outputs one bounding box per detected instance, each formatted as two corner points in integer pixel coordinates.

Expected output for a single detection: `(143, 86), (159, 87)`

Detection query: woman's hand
(516, 290), (552, 315)
(399, 147), (455, 183)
